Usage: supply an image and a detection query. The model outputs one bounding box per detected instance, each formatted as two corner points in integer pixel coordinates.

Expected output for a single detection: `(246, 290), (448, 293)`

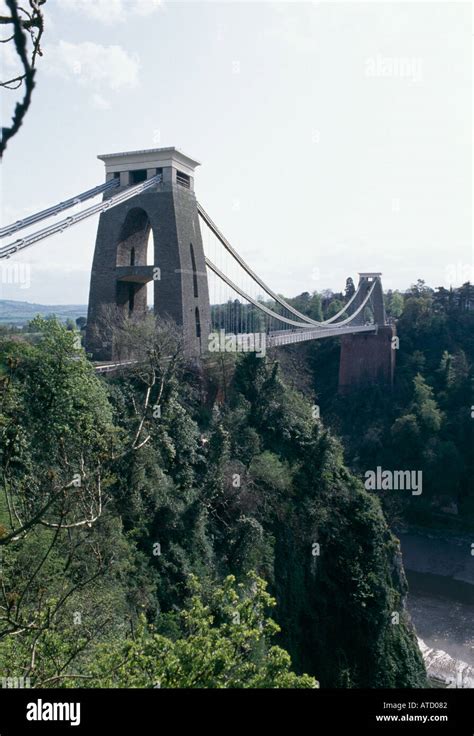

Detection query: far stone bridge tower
(86, 147), (211, 360)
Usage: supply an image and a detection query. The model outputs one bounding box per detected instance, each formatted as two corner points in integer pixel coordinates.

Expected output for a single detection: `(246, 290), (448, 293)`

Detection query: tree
(226, 354), (427, 687)
(407, 279), (433, 298)
(0, 318), (124, 676)
(387, 291), (404, 318)
(438, 350), (469, 392)
(0, 318), (117, 548)
(74, 573), (318, 689)
(0, 311), (432, 689)
(345, 277), (355, 300)
(308, 291), (323, 321)
(75, 317), (87, 331)
(288, 291), (323, 322)
(326, 299), (346, 320)
(411, 373), (443, 434)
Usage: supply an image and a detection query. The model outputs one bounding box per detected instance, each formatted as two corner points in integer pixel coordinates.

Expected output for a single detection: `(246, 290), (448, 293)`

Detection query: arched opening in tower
(116, 207), (150, 319)
(116, 208), (149, 265)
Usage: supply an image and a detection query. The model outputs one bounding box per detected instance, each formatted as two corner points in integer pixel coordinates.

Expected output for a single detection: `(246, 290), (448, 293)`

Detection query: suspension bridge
(0, 147), (395, 390)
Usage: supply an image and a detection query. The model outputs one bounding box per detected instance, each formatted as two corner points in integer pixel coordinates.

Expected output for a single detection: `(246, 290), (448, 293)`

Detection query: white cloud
(131, 0), (164, 17)
(91, 93), (111, 110)
(58, 0), (163, 25)
(42, 41), (140, 90)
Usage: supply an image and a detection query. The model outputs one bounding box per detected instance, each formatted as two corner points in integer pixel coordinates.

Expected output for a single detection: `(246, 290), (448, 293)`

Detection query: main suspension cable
(198, 203), (364, 326)
(206, 256), (376, 331)
(0, 178), (120, 239)
(0, 175), (162, 260)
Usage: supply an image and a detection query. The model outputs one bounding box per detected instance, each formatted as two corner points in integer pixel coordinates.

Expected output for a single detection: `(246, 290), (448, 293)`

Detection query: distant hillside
(0, 300), (87, 326)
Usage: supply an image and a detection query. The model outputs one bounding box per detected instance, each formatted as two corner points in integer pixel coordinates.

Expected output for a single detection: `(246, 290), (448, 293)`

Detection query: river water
(398, 531), (474, 679)
(406, 570), (474, 667)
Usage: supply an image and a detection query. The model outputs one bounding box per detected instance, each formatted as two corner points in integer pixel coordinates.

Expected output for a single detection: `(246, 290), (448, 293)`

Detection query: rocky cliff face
(219, 354), (428, 687)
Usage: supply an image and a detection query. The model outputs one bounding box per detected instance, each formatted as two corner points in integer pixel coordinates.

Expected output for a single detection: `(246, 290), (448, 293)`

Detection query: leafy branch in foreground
(68, 573), (318, 689)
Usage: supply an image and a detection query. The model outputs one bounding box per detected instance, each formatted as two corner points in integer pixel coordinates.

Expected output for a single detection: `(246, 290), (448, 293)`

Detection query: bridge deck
(267, 324), (377, 347)
(93, 324), (378, 372)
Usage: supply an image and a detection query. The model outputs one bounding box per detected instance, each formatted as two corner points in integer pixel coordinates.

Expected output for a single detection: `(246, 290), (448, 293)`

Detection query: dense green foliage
(73, 574), (317, 688)
(0, 315), (427, 688)
(304, 281), (474, 528)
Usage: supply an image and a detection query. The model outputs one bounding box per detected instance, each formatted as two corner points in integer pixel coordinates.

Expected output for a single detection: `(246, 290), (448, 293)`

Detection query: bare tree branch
(1, 0), (46, 156)
(0, 478), (76, 546)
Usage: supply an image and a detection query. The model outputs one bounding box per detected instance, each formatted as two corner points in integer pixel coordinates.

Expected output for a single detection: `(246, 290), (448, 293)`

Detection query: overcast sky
(1, 0), (472, 304)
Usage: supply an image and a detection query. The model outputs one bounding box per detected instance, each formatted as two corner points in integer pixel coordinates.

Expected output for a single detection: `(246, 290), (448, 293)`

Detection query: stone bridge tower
(85, 147), (211, 360)
(338, 273), (396, 393)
